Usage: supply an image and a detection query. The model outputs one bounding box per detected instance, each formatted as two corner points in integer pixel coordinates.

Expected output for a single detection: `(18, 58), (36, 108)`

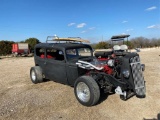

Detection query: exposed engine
(76, 53), (121, 79)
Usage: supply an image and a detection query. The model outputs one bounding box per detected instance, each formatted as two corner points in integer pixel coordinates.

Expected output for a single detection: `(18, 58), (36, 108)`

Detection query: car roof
(35, 43), (92, 50)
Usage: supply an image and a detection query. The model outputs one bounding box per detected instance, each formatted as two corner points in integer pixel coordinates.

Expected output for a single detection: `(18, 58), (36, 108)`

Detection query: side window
(46, 48), (64, 61)
(66, 49), (78, 60)
(36, 48), (45, 58)
(46, 49), (56, 59)
(66, 49), (77, 55)
(78, 48), (91, 56)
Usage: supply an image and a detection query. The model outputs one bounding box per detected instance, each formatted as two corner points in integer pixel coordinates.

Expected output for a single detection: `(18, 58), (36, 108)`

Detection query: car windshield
(66, 47), (92, 60)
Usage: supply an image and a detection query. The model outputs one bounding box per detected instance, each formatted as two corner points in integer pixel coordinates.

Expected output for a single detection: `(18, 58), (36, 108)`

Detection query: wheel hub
(76, 82), (90, 102)
(31, 70), (36, 81)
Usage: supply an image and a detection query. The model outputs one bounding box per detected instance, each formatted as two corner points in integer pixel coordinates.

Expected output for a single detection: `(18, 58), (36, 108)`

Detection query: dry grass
(0, 49), (160, 120)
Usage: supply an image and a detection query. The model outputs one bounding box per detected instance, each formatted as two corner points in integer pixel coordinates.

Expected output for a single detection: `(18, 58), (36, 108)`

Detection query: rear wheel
(30, 66), (43, 84)
(74, 76), (100, 106)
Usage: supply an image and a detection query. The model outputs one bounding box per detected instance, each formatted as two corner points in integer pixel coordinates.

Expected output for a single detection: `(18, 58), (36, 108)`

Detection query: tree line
(93, 37), (160, 49)
(0, 38), (40, 56)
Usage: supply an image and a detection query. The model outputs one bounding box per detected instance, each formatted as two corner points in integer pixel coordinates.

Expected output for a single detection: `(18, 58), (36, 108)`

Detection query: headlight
(107, 59), (114, 67)
(123, 70), (130, 78)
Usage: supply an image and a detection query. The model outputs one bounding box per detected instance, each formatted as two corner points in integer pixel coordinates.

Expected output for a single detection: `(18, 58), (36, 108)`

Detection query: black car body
(30, 36), (146, 106)
(34, 43), (93, 86)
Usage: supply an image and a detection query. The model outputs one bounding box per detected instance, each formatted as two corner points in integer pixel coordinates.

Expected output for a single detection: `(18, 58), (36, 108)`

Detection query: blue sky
(0, 0), (160, 43)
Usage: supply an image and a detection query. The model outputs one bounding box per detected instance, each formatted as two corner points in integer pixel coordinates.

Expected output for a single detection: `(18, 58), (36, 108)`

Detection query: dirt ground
(0, 49), (160, 120)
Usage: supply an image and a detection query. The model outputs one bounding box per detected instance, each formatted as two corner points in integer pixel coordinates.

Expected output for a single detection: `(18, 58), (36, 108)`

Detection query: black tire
(30, 66), (43, 84)
(74, 76), (100, 106)
(157, 113), (160, 120)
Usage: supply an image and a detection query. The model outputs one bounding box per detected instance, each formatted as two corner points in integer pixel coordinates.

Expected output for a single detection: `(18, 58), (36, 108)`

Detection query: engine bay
(76, 53), (122, 79)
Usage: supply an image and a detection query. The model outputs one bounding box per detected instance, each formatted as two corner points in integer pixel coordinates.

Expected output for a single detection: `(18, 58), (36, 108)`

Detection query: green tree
(95, 41), (109, 49)
(0, 41), (14, 55)
(90, 43), (97, 49)
(25, 38), (40, 50)
(124, 41), (133, 49)
(19, 40), (25, 43)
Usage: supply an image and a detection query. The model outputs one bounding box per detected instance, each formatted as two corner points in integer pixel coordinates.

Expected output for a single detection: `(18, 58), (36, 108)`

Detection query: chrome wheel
(76, 82), (90, 102)
(31, 70), (36, 81)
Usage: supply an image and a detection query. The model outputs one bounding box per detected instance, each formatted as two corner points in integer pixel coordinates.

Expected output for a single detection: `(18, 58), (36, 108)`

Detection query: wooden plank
(53, 38), (90, 43)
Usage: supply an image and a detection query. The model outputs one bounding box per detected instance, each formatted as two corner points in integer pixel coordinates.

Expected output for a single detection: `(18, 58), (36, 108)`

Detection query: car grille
(130, 56), (146, 96)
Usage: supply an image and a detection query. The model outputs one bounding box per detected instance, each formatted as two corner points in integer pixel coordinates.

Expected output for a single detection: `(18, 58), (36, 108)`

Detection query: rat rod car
(30, 35), (146, 106)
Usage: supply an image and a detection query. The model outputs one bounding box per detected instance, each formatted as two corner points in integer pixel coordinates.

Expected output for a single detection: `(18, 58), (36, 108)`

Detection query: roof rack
(46, 36), (90, 43)
(111, 34), (130, 41)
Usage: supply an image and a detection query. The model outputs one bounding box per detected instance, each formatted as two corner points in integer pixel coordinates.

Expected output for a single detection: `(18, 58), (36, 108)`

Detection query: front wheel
(74, 76), (100, 106)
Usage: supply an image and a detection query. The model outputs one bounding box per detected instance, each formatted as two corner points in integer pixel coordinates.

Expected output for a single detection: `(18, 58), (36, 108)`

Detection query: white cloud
(81, 31), (87, 33)
(122, 21), (128, 23)
(77, 23), (86, 28)
(122, 33), (127, 35)
(145, 6), (157, 11)
(89, 27), (95, 30)
(147, 25), (160, 29)
(126, 29), (133, 32)
(68, 23), (76, 26)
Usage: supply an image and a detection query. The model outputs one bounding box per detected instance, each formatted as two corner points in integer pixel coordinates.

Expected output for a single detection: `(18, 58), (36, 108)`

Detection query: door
(44, 48), (68, 84)
(34, 47), (46, 70)
(66, 63), (79, 86)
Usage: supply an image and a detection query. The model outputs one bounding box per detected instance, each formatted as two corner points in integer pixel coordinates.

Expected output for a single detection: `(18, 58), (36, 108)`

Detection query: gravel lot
(0, 49), (160, 120)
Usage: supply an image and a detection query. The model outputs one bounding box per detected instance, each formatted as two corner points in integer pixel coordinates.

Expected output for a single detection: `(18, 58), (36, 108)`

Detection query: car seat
(113, 45), (121, 51)
(120, 45), (128, 52)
